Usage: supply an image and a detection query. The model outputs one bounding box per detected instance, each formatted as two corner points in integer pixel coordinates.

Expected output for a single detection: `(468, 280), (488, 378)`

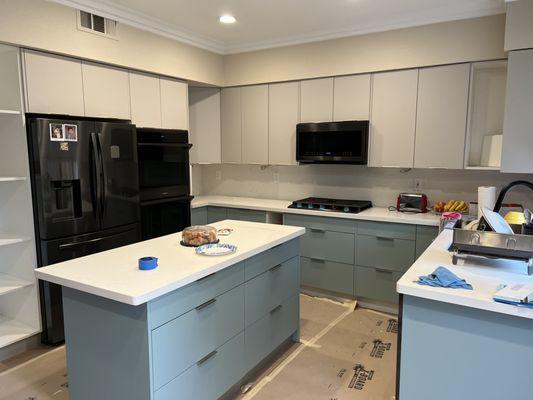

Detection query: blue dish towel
(417, 267), (473, 290)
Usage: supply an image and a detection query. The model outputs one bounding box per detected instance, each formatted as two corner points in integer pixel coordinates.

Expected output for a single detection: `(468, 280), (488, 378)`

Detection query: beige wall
(0, 0), (224, 86)
(223, 15), (506, 86)
(505, 0), (533, 51)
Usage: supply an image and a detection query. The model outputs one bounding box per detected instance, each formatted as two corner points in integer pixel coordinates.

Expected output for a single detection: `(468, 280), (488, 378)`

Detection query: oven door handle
(140, 196), (194, 206)
(137, 143), (192, 149)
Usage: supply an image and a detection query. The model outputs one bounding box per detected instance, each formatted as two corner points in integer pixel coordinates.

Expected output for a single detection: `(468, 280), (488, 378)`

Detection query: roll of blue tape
(139, 256), (158, 271)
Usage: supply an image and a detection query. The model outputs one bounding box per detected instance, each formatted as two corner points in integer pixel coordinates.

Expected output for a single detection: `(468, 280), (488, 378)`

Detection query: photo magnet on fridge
(49, 124), (64, 141)
(64, 124), (78, 142)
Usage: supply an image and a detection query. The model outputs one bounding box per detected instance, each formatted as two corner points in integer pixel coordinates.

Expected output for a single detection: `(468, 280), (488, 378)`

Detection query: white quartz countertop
(192, 195), (440, 226)
(397, 229), (533, 319)
(35, 221), (305, 306)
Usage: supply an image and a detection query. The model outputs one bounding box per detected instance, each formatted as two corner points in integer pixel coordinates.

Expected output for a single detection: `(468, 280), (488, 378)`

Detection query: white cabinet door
(82, 62), (130, 120)
(333, 74), (371, 121)
(189, 87), (221, 164)
(300, 78), (333, 122)
(129, 71), (161, 128)
(221, 87), (242, 163)
(160, 78), (188, 130)
(502, 49), (533, 173)
(242, 85), (269, 165)
(414, 64), (470, 169)
(370, 69), (418, 168)
(269, 81), (299, 165)
(23, 50), (84, 116)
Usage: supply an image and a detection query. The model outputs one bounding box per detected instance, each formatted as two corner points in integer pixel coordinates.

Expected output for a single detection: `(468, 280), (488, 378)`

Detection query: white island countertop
(35, 220), (305, 306)
(192, 195), (440, 226)
(397, 229), (533, 319)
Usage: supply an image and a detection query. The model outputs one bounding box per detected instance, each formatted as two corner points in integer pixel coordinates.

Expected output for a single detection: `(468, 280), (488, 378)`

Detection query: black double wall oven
(137, 128), (192, 240)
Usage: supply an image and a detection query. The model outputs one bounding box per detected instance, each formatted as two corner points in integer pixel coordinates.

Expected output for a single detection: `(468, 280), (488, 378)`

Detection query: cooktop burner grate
(288, 197), (373, 214)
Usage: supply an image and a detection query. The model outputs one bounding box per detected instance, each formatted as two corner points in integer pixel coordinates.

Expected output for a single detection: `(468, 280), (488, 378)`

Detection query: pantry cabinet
(242, 85), (269, 165)
(129, 72), (162, 128)
(414, 64), (470, 169)
(82, 62), (131, 120)
(221, 87), (242, 163)
(370, 69), (418, 168)
(160, 78), (188, 130)
(300, 78), (334, 122)
(269, 82), (299, 166)
(333, 74), (371, 121)
(23, 50), (85, 116)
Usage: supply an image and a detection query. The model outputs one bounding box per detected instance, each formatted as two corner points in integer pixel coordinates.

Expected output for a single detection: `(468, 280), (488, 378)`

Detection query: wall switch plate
(273, 172), (280, 184)
(414, 179), (423, 191)
(215, 170), (222, 181)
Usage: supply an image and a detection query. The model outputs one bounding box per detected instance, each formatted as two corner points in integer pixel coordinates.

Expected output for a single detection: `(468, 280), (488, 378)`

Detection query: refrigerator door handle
(58, 237), (105, 249)
(89, 132), (102, 220)
(95, 132), (105, 221)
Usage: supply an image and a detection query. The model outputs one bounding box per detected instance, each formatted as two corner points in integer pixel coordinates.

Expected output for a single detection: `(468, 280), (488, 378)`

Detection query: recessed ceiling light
(219, 14), (236, 24)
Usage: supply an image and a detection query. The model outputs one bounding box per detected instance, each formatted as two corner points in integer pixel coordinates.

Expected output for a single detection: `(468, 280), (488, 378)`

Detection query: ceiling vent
(77, 10), (117, 38)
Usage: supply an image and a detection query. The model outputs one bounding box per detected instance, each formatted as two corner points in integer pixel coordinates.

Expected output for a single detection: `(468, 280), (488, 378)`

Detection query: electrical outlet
(414, 179), (423, 191)
(215, 170), (222, 181)
(273, 172), (280, 184)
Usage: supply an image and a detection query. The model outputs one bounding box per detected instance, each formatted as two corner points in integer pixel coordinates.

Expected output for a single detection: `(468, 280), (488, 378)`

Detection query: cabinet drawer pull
(310, 257), (326, 263)
(270, 304), (283, 314)
(309, 228), (326, 234)
(196, 272), (216, 283)
(375, 268), (393, 274)
(376, 236), (394, 241)
(195, 298), (217, 311)
(269, 264), (282, 272)
(196, 350), (218, 366)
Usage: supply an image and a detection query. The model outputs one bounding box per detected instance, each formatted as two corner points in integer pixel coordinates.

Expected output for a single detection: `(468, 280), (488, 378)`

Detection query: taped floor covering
(0, 294), (397, 400)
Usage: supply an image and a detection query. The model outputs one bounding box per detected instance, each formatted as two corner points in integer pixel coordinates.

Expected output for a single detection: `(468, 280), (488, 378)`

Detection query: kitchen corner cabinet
(269, 81), (299, 165)
(501, 49), (533, 173)
(82, 62), (131, 120)
(414, 64), (470, 169)
(189, 87), (221, 164)
(221, 87), (242, 163)
(23, 50), (85, 116)
(300, 78), (334, 123)
(160, 78), (188, 130)
(242, 85), (269, 165)
(370, 69), (418, 168)
(129, 72), (162, 128)
(333, 74), (371, 121)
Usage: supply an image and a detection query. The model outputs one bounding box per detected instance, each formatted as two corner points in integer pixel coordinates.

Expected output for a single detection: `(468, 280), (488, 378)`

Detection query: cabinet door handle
(196, 272), (216, 283)
(310, 228), (325, 234)
(310, 257), (326, 263)
(269, 264), (282, 272)
(376, 236), (394, 241)
(195, 298), (217, 311)
(196, 350), (218, 366)
(270, 304), (283, 314)
(375, 268), (393, 274)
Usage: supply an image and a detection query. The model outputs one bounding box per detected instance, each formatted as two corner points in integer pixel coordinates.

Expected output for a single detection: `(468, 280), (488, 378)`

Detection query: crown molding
(50, 0), (505, 56)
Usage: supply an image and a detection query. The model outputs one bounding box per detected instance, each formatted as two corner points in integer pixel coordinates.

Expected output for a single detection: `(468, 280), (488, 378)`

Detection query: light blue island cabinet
(36, 221), (304, 400)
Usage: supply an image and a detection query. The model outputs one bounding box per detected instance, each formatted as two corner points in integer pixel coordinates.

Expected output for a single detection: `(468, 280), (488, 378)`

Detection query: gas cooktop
(288, 197), (373, 214)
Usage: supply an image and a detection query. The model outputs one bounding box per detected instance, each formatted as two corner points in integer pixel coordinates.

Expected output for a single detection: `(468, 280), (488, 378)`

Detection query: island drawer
(245, 294), (299, 372)
(355, 265), (402, 304)
(154, 331), (245, 400)
(284, 213), (356, 234)
(300, 229), (355, 265)
(356, 235), (415, 272)
(300, 257), (354, 297)
(148, 262), (244, 329)
(151, 285), (244, 390)
(357, 221), (416, 241)
(245, 256), (299, 327)
(227, 208), (267, 223)
(245, 239), (299, 281)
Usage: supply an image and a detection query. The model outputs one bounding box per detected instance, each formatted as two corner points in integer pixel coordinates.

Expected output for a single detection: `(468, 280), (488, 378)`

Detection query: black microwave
(296, 120), (369, 164)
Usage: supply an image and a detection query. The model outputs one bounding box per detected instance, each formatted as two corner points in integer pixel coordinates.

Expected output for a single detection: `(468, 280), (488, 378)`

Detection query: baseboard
(0, 334), (42, 363)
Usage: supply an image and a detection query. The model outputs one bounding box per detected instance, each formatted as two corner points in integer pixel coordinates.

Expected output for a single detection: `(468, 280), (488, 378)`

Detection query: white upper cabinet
(269, 81), (299, 165)
(221, 87), (242, 163)
(0, 45), (22, 111)
(129, 71), (162, 128)
(333, 74), (371, 121)
(501, 49), (533, 173)
(160, 78), (188, 130)
(241, 85), (269, 165)
(23, 50), (85, 116)
(189, 87), (221, 164)
(82, 62), (131, 120)
(370, 69), (418, 168)
(414, 64), (470, 169)
(300, 78), (334, 122)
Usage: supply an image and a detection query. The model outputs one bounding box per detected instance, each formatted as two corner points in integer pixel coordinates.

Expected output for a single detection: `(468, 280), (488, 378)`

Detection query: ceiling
(53, 0), (506, 54)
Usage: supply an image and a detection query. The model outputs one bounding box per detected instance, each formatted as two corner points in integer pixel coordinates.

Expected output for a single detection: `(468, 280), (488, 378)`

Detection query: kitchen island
(397, 229), (533, 400)
(35, 220), (305, 400)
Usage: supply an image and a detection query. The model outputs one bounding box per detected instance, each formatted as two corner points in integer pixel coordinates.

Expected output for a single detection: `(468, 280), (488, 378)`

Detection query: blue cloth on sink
(417, 266), (473, 290)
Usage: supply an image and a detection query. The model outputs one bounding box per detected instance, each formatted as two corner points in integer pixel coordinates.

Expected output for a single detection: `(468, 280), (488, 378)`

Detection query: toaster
(397, 193), (428, 213)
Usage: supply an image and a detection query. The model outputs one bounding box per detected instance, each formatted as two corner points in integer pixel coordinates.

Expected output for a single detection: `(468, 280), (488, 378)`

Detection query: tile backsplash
(194, 164), (533, 210)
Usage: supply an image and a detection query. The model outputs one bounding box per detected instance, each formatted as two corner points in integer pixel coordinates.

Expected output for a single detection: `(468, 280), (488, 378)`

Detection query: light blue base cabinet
(192, 206), (268, 224)
(62, 239), (300, 400)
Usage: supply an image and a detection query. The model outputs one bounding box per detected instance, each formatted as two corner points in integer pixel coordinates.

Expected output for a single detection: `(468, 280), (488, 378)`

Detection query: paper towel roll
(478, 186), (496, 218)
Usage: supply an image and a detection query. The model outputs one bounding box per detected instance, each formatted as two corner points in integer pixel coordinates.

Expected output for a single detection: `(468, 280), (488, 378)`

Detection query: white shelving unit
(0, 44), (41, 351)
(464, 60), (508, 169)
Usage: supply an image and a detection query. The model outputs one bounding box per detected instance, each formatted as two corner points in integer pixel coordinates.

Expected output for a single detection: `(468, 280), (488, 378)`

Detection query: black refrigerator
(27, 115), (141, 345)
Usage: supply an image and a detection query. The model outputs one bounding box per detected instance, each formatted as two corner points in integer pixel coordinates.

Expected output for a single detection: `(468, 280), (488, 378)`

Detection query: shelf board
(0, 316), (39, 349)
(465, 166), (500, 171)
(0, 109), (21, 115)
(0, 273), (33, 296)
(0, 177), (26, 182)
(0, 236), (31, 247)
